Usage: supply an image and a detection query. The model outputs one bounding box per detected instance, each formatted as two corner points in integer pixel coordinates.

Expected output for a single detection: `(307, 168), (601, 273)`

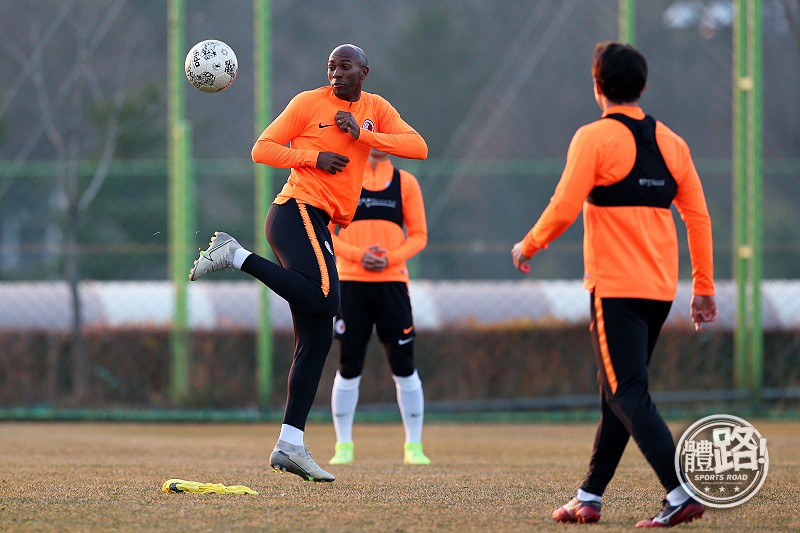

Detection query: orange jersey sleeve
(519, 125), (599, 257)
(659, 124), (715, 296)
(521, 106), (714, 299)
(332, 161), (427, 283)
(252, 87), (427, 227)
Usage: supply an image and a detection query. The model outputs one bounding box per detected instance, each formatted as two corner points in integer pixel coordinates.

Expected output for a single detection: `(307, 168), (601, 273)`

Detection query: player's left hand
(690, 294), (718, 331)
(362, 244), (388, 271)
(511, 241), (531, 274)
(335, 111), (360, 140)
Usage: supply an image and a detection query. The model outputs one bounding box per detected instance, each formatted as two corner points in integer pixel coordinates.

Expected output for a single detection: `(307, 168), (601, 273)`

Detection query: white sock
(331, 372), (361, 444)
(233, 247), (252, 270)
(666, 485), (690, 506)
(577, 489), (602, 502)
(278, 423), (304, 446)
(392, 370), (424, 444)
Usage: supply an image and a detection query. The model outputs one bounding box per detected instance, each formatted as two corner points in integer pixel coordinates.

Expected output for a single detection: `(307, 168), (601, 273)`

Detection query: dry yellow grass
(0, 421), (797, 532)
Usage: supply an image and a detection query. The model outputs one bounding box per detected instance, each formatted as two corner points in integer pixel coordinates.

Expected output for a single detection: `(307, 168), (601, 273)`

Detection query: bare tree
(7, 0), (138, 403)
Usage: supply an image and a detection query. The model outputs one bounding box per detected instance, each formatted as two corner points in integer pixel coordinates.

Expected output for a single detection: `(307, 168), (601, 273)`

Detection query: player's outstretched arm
(252, 93), (319, 169)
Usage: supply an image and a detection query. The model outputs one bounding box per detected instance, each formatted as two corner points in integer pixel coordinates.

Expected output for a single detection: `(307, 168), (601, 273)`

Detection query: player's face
(328, 49), (368, 102)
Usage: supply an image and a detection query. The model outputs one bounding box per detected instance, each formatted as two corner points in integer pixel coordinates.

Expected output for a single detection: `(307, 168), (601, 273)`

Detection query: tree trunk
(65, 196), (88, 404)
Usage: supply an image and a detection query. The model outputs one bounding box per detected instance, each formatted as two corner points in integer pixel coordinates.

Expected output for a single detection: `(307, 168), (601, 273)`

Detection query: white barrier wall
(0, 279), (787, 332)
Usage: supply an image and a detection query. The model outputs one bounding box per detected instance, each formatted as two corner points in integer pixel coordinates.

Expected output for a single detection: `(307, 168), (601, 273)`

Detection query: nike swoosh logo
(318, 123), (334, 128)
(402, 326), (414, 334)
(398, 337), (413, 345)
(203, 239), (232, 261)
(655, 506), (681, 524)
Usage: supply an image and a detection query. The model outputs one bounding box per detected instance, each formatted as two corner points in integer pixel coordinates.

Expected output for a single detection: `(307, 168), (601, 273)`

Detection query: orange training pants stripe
(298, 203), (330, 297)
(594, 296), (618, 394)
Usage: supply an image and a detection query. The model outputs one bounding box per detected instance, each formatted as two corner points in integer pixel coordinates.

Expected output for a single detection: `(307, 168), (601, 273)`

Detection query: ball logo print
(675, 414), (769, 508)
(185, 40), (238, 93)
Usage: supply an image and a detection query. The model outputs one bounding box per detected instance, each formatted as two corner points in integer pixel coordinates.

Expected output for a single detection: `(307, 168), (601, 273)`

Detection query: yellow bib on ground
(162, 478), (258, 495)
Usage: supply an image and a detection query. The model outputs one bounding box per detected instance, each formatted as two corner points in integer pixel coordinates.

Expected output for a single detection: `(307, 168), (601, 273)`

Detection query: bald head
(329, 44), (368, 68)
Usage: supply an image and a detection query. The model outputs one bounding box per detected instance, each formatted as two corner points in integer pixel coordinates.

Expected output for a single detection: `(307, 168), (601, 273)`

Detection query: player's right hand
(511, 241), (531, 274)
(334, 111), (360, 140)
(317, 152), (350, 174)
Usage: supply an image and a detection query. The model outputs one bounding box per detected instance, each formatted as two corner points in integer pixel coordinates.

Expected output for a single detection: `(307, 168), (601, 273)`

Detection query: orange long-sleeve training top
(252, 86), (428, 227)
(330, 158), (427, 283)
(520, 105), (715, 300)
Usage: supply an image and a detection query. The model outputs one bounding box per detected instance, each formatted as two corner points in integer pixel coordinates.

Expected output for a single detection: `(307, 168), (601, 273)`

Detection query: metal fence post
(254, 0), (274, 413)
(734, 0), (763, 411)
(168, 0), (191, 404)
(618, 0), (636, 45)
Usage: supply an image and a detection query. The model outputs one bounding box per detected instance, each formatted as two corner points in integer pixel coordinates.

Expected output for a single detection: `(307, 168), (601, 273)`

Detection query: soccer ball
(184, 40), (238, 93)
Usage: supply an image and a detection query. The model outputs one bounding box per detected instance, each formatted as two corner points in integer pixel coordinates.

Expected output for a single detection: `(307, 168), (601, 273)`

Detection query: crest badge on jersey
(362, 119), (375, 132)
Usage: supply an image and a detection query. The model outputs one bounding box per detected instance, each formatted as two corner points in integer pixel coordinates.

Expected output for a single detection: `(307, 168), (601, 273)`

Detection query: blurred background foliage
(0, 0), (798, 412)
(0, 0), (798, 283)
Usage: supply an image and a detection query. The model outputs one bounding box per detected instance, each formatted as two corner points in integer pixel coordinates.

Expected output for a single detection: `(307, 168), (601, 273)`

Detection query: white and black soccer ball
(184, 40), (238, 93)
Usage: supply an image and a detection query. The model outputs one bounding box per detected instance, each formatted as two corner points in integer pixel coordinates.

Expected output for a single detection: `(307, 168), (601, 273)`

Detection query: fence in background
(1, 0), (799, 419)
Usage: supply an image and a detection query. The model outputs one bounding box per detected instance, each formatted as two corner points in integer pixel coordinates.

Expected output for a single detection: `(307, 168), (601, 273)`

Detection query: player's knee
(388, 341), (415, 377)
(338, 341), (367, 378)
(338, 363), (363, 379)
(319, 291), (340, 318)
(333, 371), (361, 390)
(389, 361), (415, 378)
(392, 369), (422, 391)
(608, 388), (651, 420)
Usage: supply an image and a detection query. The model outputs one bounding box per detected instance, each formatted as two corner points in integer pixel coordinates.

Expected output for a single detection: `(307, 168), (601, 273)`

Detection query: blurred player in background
(190, 44), (427, 482)
(327, 148), (430, 466)
(512, 42), (717, 527)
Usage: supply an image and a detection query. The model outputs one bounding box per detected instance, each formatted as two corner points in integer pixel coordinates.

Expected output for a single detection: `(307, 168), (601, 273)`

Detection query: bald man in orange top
(326, 148), (430, 467)
(512, 42), (716, 527)
(190, 44), (427, 483)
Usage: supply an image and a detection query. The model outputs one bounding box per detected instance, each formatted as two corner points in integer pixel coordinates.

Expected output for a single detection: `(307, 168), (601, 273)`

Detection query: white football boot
(269, 440), (336, 482)
(189, 231), (241, 281)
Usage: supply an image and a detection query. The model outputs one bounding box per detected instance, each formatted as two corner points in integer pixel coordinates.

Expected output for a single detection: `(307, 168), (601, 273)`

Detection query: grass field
(1, 420), (797, 532)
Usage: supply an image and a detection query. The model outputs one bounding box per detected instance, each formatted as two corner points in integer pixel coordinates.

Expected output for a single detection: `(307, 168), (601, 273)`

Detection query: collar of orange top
(326, 85), (363, 107)
(602, 105), (645, 119)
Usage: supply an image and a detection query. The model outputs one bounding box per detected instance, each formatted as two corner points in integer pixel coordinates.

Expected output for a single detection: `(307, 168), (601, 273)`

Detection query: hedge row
(0, 325), (796, 410)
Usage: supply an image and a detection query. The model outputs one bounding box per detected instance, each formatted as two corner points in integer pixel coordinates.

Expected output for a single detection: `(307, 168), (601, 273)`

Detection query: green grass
(0, 421), (796, 532)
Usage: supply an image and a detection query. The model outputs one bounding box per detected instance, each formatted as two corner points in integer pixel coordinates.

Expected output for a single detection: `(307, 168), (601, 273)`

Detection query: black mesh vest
(587, 114), (677, 208)
(350, 167), (404, 227)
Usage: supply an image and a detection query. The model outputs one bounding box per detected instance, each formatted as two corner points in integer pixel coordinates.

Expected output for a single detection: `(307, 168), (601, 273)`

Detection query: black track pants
(581, 293), (679, 495)
(240, 199), (340, 430)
